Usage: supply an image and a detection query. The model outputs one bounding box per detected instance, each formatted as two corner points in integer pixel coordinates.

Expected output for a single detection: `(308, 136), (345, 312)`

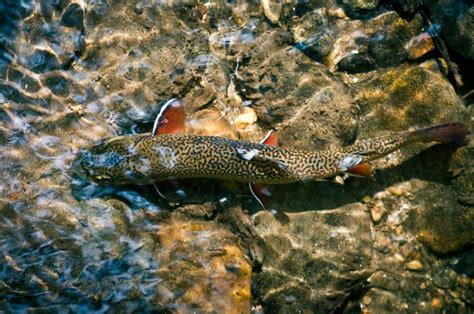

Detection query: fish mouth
(69, 150), (118, 185)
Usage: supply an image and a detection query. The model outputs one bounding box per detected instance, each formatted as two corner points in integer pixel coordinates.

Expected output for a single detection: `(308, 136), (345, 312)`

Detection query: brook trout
(72, 122), (469, 186)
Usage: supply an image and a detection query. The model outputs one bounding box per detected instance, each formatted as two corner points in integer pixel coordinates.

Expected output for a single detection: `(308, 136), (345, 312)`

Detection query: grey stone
(432, 269), (457, 289)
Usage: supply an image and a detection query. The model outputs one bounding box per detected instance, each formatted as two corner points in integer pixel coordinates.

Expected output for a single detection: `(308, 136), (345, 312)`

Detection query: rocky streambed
(0, 0), (473, 312)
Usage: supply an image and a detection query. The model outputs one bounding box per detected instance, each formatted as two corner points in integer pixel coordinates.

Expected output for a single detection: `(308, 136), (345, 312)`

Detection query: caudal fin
(407, 122), (470, 146)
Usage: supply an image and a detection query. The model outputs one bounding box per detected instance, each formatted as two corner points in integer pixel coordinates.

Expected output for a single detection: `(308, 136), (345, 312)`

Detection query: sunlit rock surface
(252, 203), (373, 312)
(238, 47), (357, 150)
(155, 217), (251, 313)
(352, 64), (470, 135)
(0, 0), (473, 312)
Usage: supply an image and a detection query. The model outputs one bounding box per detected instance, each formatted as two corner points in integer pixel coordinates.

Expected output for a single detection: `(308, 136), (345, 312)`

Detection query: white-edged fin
(249, 182), (266, 210)
(153, 183), (167, 200)
(237, 146), (292, 178)
(152, 98), (177, 136)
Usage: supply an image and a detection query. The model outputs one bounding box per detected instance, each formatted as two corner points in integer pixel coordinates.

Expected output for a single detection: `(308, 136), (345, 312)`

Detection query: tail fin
(407, 122), (470, 146)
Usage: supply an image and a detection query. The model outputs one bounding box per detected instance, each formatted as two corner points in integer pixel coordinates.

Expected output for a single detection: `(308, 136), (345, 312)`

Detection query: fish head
(70, 135), (150, 185)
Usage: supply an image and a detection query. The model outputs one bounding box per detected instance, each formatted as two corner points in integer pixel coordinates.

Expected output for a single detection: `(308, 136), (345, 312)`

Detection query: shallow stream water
(0, 0), (473, 312)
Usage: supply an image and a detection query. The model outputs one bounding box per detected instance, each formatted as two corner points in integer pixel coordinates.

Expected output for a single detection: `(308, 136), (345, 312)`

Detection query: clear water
(0, 0), (472, 312)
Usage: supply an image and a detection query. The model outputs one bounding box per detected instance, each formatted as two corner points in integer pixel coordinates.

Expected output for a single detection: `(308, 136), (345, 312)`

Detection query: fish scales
(72, 123), (469, 186)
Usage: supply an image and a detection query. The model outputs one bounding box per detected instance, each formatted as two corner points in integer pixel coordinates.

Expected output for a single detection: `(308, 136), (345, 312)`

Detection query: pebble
(394, 225), (404, 235)
(234, 107), (257, 130)
(433, 269), (457, 289)
(450, 291), (460, 299)
(406, 260), (423, 271)
(370, 201), (386, 223)
(419, 58), (449, 74)
(394, 253), (405, 262)
(61, 3), (84, 30)
(327, 7), (347, 18)
(362, 295), (372, 305)
(405, 32), (435, 60)
(458, 275), (471, 287)
(284, 295), (296, 304)
(388, 186), (405, 196)
(334, 175), (345, 185)
(431, 297), (443, 309)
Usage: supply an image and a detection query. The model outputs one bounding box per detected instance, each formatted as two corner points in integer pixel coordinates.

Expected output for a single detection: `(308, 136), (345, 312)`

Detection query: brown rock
(405, 32), (435, 60)
(406, 260), (423, 271)
(155, 219), (251, 313)
(407, 180), (474, 254)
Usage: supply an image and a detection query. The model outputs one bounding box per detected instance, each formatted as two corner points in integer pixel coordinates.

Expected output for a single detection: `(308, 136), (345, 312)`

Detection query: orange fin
(346, 162), (372, 177)
(152, 98), (186, 135)
(249, 182), (274, 209)
(260, 130), (279, 146)
(250, 131), (279, 208)
(154, 179), (187, 200)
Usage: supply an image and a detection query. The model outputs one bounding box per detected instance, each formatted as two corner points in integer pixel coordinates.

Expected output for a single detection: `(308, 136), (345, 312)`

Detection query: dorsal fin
(152, 98), (186, 135)
(345, 162), (372, 177)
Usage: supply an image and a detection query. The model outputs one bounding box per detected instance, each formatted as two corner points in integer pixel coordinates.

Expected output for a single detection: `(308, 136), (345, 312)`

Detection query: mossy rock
(353, 64), (470, 137)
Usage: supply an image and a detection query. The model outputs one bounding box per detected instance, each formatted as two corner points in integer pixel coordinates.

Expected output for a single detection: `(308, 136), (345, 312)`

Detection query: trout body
(72, 123), (469, 185)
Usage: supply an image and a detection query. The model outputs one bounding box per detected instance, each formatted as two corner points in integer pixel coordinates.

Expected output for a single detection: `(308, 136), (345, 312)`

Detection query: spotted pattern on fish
(72, 123), (469, 186)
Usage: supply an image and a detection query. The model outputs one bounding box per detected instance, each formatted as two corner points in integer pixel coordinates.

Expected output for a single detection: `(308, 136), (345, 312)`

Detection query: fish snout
(69, 150), (94, 181)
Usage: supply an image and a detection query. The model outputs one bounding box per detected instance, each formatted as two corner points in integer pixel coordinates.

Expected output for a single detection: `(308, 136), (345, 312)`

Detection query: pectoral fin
(255, 155), (291, 174)
(260, 130), (279, 146)
(152, 98), (186, 135)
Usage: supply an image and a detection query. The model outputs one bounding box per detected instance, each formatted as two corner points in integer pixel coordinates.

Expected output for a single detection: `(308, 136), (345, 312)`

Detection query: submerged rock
(352, 64), (469, 137)
(155, 218), (251, 312)
(450, 142), (474, 206)
(406, 180), (474, 254)
(239, 47), (357, 149)
(425, 0), (474, 60)
(252, 203), (373, 311)
(291, 8), (335, 62)
(27, 49), (60, 73)
(61, 3), (84, 31)
(404, 32), (436, 60)
(393, 0), (423, 14)
(342, 0), (379, 12)
(327, 11), (424, 72)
